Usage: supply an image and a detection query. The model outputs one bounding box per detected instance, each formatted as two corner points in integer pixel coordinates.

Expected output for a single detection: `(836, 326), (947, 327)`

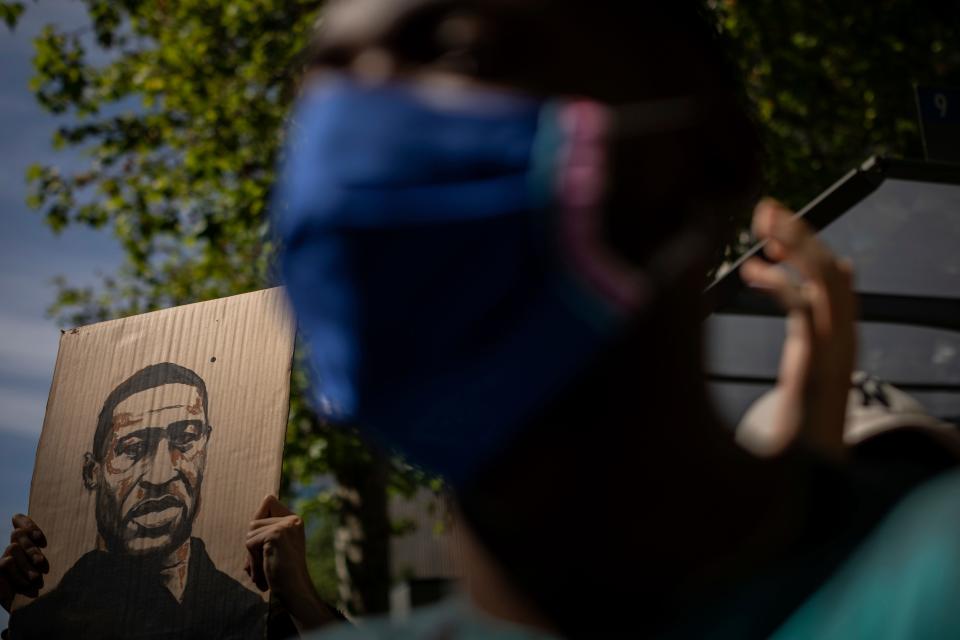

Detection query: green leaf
(0, 1), (24, 30)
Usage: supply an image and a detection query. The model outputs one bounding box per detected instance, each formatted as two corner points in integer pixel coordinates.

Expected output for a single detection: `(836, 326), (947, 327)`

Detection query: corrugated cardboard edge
(14, 287), (297, 628)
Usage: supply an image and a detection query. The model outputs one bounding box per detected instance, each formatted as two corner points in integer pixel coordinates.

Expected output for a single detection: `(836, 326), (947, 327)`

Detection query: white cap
(737, 371), (959, 456)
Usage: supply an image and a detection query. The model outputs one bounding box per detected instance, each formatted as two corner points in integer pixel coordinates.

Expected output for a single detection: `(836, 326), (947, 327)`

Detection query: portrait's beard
(95, 473), (202, 559)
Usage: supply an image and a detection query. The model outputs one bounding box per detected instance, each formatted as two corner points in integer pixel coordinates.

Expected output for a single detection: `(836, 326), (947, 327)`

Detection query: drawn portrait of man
(10, 362), (267, 639)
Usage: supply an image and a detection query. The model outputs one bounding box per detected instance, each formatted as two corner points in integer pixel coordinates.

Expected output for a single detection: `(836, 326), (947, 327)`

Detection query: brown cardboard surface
(11, 288), (295, 638)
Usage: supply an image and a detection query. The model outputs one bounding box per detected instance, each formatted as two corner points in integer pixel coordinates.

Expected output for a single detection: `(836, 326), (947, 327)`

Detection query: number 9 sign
(935, 92), (949, 119)
(915, 85), (960, 162)
(917, 85), (959, 123)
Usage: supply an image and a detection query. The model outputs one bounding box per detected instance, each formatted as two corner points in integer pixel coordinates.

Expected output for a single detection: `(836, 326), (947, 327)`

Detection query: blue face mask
(274, 75), (692, 487)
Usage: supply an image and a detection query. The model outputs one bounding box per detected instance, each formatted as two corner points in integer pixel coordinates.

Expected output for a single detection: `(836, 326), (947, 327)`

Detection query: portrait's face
(89, 383), (210, 556)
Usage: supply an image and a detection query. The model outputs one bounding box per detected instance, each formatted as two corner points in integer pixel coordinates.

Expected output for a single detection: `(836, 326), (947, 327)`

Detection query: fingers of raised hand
(269, 497), (294, 518)
(246, 518), (294, 590)
(251, 495), (276, 520)
(251, 495), (294, 521)
(750, 200), (856, 334)
(249, 514), (302, 532)
(246, 517), (303, 550)
(245, 537), (268, 592)
(11, 515), (46, 549)
(753, 199), (842, 284)
(746, 199), (856, 459)
(9, 534), (48, 576)
(245, 518), (304, 593)
(740, 257), (810, 314)
(10, 514), (50, 573)
(1, 545), (42, 595)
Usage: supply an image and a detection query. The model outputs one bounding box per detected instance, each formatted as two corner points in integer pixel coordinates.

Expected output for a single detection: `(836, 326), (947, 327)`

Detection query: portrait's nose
(142, 439), (179, 487)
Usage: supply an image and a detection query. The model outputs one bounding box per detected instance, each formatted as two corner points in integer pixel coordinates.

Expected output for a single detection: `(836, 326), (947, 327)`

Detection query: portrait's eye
(116, 439), (147, 461)
(168, 420), (204, 449)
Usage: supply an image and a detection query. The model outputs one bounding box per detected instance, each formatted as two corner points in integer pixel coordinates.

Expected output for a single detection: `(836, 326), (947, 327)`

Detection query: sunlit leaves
(31, 25), (96, 114)
(27, 0), (325, 320)
(712, 1), (960, 212)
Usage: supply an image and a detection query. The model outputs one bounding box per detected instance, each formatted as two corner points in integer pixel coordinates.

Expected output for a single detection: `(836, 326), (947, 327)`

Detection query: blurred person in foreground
(272, 1), (960, 638)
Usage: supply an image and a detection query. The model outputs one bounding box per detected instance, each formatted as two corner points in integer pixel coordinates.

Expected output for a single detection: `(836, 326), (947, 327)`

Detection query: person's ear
(82, 452), (100, 490)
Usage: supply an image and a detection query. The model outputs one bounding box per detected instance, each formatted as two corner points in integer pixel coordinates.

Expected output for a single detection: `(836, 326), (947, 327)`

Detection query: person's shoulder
(303, 598), (558, 640)
(773, 468), (960, 639)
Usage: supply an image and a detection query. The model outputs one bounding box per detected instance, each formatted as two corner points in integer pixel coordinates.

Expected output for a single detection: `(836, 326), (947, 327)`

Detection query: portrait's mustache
(126, 494), (185, 520)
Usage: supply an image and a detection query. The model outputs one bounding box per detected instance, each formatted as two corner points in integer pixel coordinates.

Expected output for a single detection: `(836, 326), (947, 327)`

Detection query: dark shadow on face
(84, 364), (212, 557)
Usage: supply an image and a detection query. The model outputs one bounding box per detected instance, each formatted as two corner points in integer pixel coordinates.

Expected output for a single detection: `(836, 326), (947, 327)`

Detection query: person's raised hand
(739, 199), (857, 458)
(245, 495), (341, 632)
(1, 515), (49, 612)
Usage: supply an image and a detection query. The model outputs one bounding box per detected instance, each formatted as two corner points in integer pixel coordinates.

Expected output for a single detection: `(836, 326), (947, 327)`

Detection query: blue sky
(0, 1), (122, 536)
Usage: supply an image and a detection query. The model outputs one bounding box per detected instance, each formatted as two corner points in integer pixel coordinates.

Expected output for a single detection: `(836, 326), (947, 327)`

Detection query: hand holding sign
(246, 495), (343, 633)
(1, 516), (48, 611)
(739, 199), (857, 458)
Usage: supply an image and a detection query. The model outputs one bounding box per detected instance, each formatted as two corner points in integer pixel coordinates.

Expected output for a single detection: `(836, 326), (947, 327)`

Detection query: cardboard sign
(10, 288), (295, 639)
